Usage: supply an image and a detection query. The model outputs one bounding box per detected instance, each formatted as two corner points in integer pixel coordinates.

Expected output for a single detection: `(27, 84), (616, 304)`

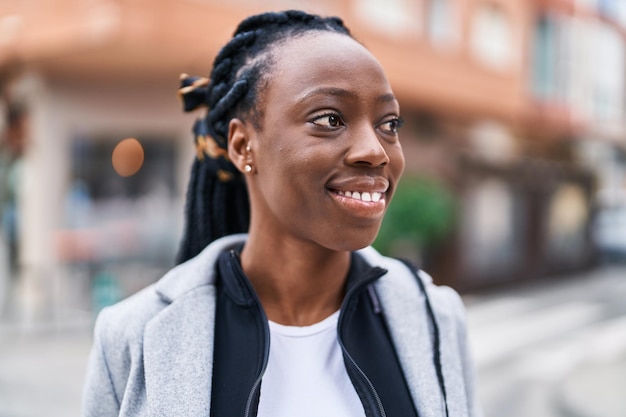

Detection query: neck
(240, 235), (351, 326)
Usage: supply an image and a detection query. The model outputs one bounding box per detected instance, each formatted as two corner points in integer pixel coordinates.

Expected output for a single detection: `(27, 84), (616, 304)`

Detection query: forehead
(265, 31), (394, 103)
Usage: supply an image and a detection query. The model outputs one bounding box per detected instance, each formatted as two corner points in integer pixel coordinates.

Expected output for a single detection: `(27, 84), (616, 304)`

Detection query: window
(470, 2), (515, 70)
(425, 0), (458, 47)
(461, 179), (522, 275)
(355, 0), (421, 38)
(64, 134), (181, 266)
(70, 135), (177, 200)
(531, 15), (557, 99)
(590, 23), (625, 124)
(547, 184), (589, 260)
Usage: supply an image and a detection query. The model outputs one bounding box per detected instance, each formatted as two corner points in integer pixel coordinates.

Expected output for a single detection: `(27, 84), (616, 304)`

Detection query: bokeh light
(111, 137), (144, 177)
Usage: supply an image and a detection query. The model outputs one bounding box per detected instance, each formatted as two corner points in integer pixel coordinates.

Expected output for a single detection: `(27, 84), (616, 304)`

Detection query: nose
(345, 125), (390, 168)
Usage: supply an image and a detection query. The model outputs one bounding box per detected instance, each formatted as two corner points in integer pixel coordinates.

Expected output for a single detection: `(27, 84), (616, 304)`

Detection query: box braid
(176, 10), (352, 264)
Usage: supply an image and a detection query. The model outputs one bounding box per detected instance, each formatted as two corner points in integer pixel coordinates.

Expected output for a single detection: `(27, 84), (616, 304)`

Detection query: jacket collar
(145, 235), (389, 417)
(156, 233), (390, 305)
(346, 251), (388, 295)
(144, 236), (251, 416)
(145, 235), (470, 417)
(218, 244), (389, 308)
(154, 233), (248, 303)
(361, 249), (470, 417)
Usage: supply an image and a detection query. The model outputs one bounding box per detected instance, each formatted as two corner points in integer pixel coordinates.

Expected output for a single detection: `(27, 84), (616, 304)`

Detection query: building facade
(0, 0), (624, 319)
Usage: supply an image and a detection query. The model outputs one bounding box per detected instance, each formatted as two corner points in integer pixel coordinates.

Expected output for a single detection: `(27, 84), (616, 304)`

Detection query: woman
(82, 10), (481, 417)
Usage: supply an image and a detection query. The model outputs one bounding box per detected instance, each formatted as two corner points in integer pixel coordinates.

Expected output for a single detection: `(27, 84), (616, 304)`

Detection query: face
(244, 31), (405, 252)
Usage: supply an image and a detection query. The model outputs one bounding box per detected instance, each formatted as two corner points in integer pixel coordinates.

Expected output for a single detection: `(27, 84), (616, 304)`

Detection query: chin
(324, 230), (380, 252)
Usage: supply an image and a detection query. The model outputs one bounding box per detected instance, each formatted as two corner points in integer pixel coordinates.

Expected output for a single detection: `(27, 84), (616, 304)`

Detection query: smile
(336, 190), (382, 202)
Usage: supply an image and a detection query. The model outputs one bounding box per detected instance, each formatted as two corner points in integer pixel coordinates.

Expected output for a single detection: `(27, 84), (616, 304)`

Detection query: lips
(327, 176), (390, 220)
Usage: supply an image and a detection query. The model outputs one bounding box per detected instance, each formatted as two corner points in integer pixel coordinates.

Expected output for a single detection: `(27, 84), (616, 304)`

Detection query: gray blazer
(82, 234), (482, 417)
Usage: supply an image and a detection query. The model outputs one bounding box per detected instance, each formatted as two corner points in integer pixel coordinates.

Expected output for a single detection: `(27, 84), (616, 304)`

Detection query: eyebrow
(295, 87), (398, 105)
(296, 87), (356, 104)
(377, 93), (397, 104)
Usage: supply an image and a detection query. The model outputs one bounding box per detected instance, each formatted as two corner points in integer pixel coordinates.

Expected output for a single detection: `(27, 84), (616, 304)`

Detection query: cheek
(258, 145), (319, 203)
(270, 140), (331, 178)
(266, 146), (308, 179)
(389, 143), (405, 178)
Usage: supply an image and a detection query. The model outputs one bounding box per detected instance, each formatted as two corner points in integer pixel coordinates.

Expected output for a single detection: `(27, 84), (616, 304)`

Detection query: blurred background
(0, 0), (625, 416)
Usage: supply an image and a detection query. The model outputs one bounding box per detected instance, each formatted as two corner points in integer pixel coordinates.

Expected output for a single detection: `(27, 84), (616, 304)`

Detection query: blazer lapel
(360, 247), (470, 417)
(420, 273), (471, 417)
(375, 271), (446, 417)
(141, 234), (247, 416)
(143, 285), (217, 417)
(359, 247), (447, 417)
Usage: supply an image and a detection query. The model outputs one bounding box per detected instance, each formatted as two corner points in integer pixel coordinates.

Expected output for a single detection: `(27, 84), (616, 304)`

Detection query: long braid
(176, 10), (352, 264)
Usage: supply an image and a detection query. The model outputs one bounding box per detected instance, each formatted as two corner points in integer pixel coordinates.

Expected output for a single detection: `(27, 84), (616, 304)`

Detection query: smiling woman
(82, 10), (482, 417)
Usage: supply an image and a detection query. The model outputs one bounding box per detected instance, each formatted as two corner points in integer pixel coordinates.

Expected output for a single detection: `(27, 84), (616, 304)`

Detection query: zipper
(337, 267), (388, 417)
(228, 251), (271, 417)
(235, 250), (388, 417)
(338, 338), (387, 417)
(241, 283), (270, 417)
(243, 375), (265, 417)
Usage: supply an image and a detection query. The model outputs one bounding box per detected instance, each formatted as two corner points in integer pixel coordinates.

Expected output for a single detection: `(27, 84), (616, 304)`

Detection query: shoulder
(84, 284), (169, 411)
(357, 247), (482, 416)
(89, 283), (169, 396)
(94, 284), (167, 350)
(94, 233), (249, 346)
(357, 246), (466, 323)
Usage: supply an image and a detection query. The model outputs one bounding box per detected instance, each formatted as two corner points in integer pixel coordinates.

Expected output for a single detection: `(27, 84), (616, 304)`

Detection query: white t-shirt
(256, 310), (366, 417)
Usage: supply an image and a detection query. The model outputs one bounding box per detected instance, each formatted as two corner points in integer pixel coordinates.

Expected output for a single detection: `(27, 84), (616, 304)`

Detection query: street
(0, 265), (625, 417)
(465, 265), (626, 417)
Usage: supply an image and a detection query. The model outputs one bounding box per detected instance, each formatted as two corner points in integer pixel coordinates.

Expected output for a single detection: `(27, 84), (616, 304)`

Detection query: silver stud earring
(244, 164), (252, 173)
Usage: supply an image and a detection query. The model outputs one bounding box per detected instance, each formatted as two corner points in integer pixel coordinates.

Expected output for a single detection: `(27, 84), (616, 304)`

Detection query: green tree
(374, 176), (456, 258)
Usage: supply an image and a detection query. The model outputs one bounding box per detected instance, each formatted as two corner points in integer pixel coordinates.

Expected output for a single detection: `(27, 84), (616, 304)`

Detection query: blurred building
(0, 0), (624, 320)
(351, 0), (625, 290)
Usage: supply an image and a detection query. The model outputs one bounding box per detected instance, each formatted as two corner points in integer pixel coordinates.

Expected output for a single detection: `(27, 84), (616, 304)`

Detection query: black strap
(397, 259), (450, 417)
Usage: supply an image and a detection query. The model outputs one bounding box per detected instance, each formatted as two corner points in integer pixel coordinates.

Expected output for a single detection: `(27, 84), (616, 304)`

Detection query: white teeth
(337, 190), (383, 202)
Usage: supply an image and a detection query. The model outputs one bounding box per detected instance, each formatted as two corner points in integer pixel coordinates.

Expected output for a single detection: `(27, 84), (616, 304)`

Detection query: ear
(228, 118), (254, 174)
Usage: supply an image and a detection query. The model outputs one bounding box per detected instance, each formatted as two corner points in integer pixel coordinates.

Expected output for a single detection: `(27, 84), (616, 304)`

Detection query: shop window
(461, 179), (523, 277)
(546, 184), (589, 261)
(70, 135), (176, 200)
(62, 134), (181, 267)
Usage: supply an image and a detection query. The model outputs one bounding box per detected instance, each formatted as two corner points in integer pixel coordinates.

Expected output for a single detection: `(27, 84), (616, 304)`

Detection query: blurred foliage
(374, 176), (456, 255)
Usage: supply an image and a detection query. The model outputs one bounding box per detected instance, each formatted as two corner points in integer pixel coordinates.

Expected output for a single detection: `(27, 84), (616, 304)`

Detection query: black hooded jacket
(210, 249), (420, 417)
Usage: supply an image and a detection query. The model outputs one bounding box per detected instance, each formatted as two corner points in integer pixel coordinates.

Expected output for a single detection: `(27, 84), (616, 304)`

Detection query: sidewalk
(559, 353), (626, 417)
(465, 264), (626, 417)
(0, 316), (93, 417)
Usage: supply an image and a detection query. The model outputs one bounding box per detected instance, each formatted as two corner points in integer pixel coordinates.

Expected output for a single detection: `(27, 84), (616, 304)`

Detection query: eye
(310, 112), (345, 129)
(379, 117), (404, 134)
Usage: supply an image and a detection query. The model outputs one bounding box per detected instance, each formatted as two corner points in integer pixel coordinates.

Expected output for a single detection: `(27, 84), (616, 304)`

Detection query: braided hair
(176, 10), (352, 264)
